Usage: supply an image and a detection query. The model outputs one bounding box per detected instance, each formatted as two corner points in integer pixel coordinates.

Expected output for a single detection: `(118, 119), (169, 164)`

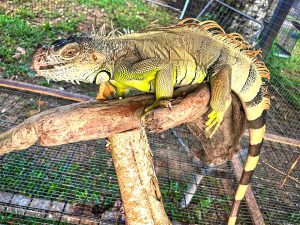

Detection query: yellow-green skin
(33, 20), (270, 225)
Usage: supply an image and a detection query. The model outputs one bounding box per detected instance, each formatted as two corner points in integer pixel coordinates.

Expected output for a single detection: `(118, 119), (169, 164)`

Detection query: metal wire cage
(0, 0), (300, 224)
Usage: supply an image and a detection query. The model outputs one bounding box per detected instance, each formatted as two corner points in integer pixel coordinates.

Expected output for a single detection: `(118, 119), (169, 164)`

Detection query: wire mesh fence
(0, 87), (299, 224)
(0, 0), (299, 224)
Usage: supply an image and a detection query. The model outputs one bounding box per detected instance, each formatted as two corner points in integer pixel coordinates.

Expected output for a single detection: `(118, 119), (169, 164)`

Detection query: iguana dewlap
(32, 19), (270, 225)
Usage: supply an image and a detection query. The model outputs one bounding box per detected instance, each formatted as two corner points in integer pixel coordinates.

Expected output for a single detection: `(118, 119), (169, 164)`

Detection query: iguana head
(32, 35), (114, 84)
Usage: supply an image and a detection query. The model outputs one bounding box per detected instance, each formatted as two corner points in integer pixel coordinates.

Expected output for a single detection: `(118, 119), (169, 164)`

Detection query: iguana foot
(96, 82), (116, 100)
(205, 110), (225, 138)
(144, 99), (172, 113)
(141, 99), (173, 126)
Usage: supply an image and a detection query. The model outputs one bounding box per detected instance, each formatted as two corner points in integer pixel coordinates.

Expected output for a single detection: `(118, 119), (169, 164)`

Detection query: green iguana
(32, 19), (270, 225)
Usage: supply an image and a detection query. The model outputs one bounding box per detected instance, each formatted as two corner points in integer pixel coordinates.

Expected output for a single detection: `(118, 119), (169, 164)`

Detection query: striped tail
(228, 90), (270, 225)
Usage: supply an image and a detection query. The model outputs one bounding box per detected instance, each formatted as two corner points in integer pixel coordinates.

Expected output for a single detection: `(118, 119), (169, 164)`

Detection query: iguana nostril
(92, 53), (98, 61)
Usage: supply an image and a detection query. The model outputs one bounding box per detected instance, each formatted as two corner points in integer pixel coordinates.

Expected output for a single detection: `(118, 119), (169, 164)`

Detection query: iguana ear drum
(93, 71), (110, 84)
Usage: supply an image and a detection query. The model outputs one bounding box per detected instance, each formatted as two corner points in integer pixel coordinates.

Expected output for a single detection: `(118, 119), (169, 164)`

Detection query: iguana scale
(32, 19), (270, 225)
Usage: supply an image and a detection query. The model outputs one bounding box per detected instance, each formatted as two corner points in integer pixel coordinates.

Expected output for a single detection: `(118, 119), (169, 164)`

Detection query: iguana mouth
(34, 63), (65, 76)
(39, 65), (55, 70)
(33, 49), (68, 73)
(38, 62), (70, 70)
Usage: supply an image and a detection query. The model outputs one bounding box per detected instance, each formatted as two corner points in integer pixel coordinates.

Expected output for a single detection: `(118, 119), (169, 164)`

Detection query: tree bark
(186, 92), (246, 166)
(0, 84), (209, 155)
(108, 128), (171, 225)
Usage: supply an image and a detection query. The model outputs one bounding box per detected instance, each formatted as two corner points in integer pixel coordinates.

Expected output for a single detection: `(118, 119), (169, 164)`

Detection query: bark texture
(108, 128), (172, 225)
(187, 93), (246, 166)
(0, 84), (209, 155)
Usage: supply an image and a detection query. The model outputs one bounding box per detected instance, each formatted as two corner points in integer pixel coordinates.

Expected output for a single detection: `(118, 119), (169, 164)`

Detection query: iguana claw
(140, 113), (148, 127)
(144, 99), (173, 113)
(205, 110), (225, 138)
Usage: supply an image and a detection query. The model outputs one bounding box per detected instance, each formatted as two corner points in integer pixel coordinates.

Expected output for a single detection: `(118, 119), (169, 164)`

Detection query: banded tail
(228, 67), (270, 225)
(162, 19), (271, 224)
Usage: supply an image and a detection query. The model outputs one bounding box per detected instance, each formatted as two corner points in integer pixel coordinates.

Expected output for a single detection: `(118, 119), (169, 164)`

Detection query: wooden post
(108, 128), (172, 225)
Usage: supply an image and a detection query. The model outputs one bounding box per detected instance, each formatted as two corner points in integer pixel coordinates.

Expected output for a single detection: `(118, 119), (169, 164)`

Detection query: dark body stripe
(239, 170), (254, 185)
(248, 142), (263, 157)
(189, 74), (197, 84)
(175, 66), (179, 84)
(241, 65), (256, 93)
(245, 87), (263, 107)
(179, 68), (188, 85)
(247, 110), (267, 129)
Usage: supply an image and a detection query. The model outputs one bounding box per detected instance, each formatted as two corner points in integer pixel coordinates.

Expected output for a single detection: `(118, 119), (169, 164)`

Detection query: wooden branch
(243, 132), (300, 148)
(186, 92), (246, 166)
(262, 161), (300, 185)
(108, 128), (171, 225)
(0, 84), (210, 155)
(2, 79), (299, 148)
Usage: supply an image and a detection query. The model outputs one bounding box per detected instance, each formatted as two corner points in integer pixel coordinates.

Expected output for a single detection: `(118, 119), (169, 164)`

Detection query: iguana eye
(60, 43), (80, 59)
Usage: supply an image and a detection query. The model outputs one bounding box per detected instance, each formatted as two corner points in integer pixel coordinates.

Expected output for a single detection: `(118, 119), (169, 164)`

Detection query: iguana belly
(118, 60), (207, 93)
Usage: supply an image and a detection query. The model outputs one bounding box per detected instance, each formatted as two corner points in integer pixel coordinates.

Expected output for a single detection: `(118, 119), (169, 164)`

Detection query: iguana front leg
(144, 64), (174, 112)
(113, 59), (174, 109)
(112, 58), (161, 93)
(206, 64), (232, 138)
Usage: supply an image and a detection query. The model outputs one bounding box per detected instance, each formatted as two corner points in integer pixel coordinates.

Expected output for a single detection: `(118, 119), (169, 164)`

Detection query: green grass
(0, 147), (120, 205)
(0, 14), (82, 79)
(266, 41), (300, 109)
(76, 0), (173, 31)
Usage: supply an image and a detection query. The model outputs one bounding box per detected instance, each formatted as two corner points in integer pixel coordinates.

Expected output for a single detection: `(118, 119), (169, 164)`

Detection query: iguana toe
(205, 110), (224, 138)
(96, 82), (116, 100)
(159, 99), (172, 110)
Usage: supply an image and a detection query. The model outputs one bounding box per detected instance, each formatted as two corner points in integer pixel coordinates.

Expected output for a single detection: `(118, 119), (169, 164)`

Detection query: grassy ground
(266, 41), (300, 109)
(0, 0), (177, 88)
(0, 212), (73, 224)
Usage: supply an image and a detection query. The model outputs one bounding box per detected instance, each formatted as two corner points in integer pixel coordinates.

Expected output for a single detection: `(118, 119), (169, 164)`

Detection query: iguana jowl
(32, 19), (270, 225)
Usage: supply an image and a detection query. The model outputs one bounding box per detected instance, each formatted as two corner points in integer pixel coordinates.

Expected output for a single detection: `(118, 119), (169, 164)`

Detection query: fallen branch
(0, 84), (209, 155)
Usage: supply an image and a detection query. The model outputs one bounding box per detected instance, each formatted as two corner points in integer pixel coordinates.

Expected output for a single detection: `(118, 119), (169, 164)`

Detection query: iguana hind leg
(206, 64), (232, 138)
